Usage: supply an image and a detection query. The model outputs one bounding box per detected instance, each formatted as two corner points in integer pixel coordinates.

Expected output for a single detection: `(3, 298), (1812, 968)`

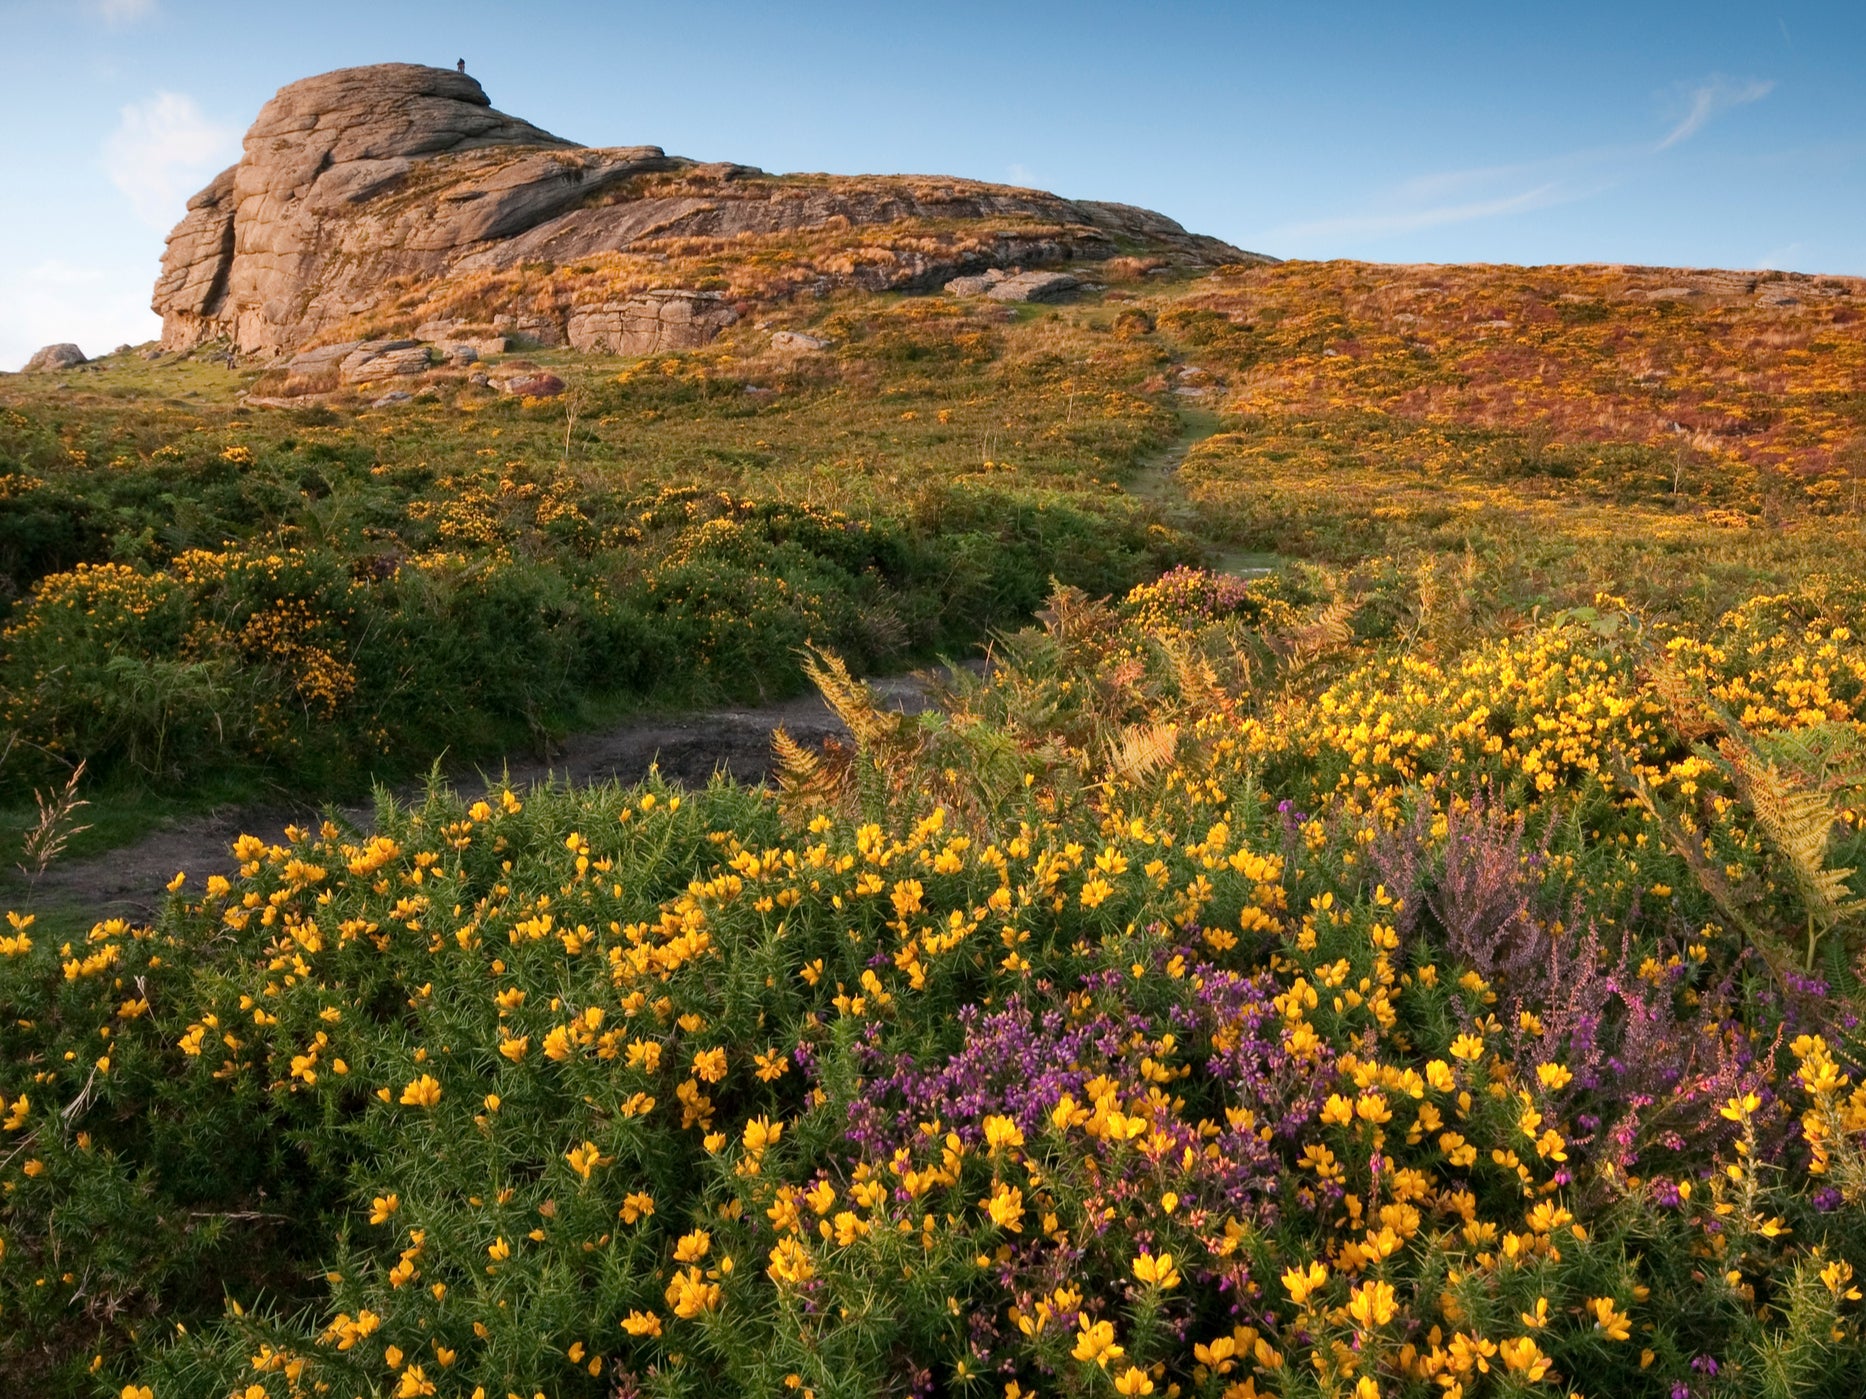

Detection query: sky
(2, 0), (1863, 370)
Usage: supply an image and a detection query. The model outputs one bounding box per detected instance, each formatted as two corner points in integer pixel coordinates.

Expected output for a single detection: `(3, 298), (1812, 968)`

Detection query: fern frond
(1280, 598), (1356, 677)
(1163, 636), (1233, 724)
(1643, 658), (1717, 742)
(1722, 741), (1848, 916)
(771, 726), (819, 785)
(1108, 722), (1178, 786)
(801, 647), (894, 750)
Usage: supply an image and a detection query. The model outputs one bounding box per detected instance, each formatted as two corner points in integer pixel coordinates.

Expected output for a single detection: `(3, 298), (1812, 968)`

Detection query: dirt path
(26, 671), (952, 918)
(1129, 392), (1277, 578)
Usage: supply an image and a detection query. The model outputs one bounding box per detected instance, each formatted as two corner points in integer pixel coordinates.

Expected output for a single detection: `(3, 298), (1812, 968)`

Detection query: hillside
(5, 86), (1866, 1394)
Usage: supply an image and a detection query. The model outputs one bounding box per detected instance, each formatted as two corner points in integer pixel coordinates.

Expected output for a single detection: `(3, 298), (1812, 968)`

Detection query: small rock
(984, 271), (1080, 303)
(371, 389), (413, 407)
(468, 371), (491, 388)
(23, 343), (87, 372)
(500, 371), (565, 398)
(444, 344), (479, 366)
(769, 331), (831, 352)
(142, 348), (165, 361)
(112, 343), (133, 356)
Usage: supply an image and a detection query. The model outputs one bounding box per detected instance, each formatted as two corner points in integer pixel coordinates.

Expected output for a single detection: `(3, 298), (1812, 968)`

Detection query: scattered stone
(443, 344), (479, 366)
(984, 271), (1080, 303)
(142, 349), (165, 361)
(468, 371), (492, 388)
(23, 343), (86, 372)
(370, 389), (413, 407)
(112, 343), (133, 356)
(499, 371), (565, 398)
(769, 331), (831, 352)
(566, 291), (739, 356)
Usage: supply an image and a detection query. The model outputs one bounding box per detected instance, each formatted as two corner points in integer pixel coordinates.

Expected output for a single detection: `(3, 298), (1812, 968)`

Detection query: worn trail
(26, 673), (948, 918)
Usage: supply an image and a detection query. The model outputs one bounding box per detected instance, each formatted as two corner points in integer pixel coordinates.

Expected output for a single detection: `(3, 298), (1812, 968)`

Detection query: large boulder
(565, 291), (739, 356)
(152, 64), (1269, 358)
(22, 343), (87, 372)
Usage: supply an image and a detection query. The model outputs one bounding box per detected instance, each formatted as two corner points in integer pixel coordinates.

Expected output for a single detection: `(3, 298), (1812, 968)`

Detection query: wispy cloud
(1756, 240), (1805, 271)
(103, 91), (238, 229)
(1657, 75), (1774, 150)
(1275, 181), (1578, 242)
(1266, 72), (1777, 254)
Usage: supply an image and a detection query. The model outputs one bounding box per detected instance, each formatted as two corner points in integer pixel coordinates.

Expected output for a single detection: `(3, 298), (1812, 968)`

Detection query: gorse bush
(5, 576), (1866, 1398)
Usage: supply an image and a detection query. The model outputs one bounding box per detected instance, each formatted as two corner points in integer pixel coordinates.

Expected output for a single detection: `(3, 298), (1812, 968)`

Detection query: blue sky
(2, 0), (1862, 369)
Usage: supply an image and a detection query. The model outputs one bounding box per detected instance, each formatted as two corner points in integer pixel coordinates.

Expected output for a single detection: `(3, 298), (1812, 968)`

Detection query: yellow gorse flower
(1132, 1251), (1180, 1289)
(664, 1266), (720, 1319)
(564, 1140), (610, 1180)
(1072, 1318), (1123, 1368)
(1588, 1296), (1632, 1341)
(1347, 1279), (1397, 1330)
(1282, 1260), (1328, 1305)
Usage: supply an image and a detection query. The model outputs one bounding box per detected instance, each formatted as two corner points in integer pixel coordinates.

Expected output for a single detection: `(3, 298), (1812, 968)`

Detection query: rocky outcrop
(22, 343), (87, 372)
(155, 63), (1269, 357)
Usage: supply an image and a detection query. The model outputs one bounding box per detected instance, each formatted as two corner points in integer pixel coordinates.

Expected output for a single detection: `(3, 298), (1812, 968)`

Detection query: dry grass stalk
(20, 759), (90, 879)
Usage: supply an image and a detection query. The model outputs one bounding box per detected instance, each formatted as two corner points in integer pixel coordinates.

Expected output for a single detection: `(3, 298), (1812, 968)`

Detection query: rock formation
(22, 343), (87, 372)
(154, 63), (1265, 357)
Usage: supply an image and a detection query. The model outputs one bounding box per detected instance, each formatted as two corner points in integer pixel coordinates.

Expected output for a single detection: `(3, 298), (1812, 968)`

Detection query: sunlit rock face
(153, 63), (1263, 356)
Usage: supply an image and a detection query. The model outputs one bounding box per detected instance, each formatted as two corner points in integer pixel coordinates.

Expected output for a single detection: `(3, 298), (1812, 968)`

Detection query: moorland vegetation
(5, 258), (1866, 1398)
